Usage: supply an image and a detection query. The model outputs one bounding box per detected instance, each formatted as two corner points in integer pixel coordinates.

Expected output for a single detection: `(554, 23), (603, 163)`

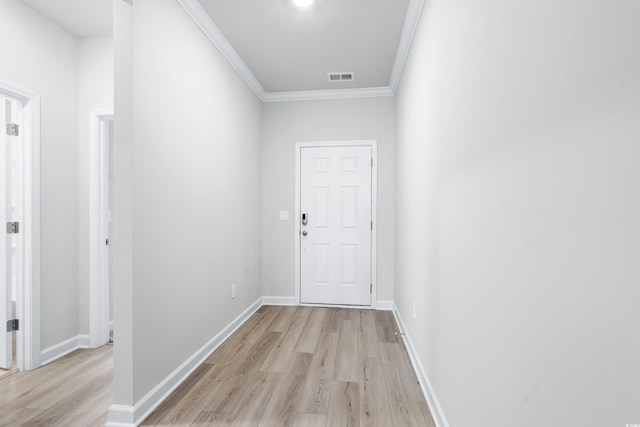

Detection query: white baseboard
(262, 296), (296, 306)
(376, 300), (394, 310)
(264, 297), (394, 310)
(391, 303), (449, 427)
(106, 297), (263, 427)
(41, 334), (90, 366)
(105, 405), (134, 427)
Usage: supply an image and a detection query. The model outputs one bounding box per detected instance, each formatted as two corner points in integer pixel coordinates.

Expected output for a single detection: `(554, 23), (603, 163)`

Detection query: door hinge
(7, 319), (19, 332)
(370, 284), (372, 293)
(371, 221), (373, 230)
(371, 158), (373, 168)
(105, 238), (109, 246)
(6, 123), (19, 136)
(6, 222), (19, 234)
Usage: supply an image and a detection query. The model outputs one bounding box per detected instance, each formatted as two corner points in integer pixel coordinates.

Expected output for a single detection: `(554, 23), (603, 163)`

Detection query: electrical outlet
(231, 284), (236, 299)
(412, 301), (416, 319)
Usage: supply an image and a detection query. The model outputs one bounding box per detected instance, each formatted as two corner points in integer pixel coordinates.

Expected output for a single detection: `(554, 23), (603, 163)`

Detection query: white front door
(1, 96), (21, 369)
(300, 146), (372, 306)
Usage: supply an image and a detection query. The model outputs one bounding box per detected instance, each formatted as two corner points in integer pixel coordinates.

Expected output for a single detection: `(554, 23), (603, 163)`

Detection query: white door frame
(0, 80), (41, 371)
(89, 109), (113, 348)
(294, 140), (378, 308)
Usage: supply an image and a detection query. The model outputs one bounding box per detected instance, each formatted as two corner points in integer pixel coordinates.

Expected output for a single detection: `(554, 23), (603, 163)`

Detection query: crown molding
(389, 0), (426, 93)
(177, 0), (425, 102)
(175, 0), (266, 101)
(263, 86), (394, 103)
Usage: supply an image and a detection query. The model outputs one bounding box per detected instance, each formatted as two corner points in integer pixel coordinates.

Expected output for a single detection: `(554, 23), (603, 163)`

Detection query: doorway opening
(295, 140), (378, 307)
(0, 80), (42, 373)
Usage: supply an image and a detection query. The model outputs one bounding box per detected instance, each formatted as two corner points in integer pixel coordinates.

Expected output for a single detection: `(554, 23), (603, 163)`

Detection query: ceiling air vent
(328, 72), (354, 82)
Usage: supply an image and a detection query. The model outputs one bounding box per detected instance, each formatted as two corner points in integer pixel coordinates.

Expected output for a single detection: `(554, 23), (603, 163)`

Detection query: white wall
(78, 37), (114, 335)
(112, 0), (263, 404)
(261, 98), (395, 301)
(0, 0), (80, 349)
(395, 0), (640, 426)
(112, 0), (134, 405)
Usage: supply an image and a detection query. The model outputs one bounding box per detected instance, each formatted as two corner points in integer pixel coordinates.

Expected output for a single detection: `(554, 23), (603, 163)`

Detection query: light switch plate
(279, 211), (289, 221)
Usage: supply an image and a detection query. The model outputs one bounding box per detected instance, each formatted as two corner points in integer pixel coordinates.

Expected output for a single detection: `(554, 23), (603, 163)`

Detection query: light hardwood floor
(0, 344), (113, 426)
(143, 306), (435, 426)
(0, 306), (435, 427)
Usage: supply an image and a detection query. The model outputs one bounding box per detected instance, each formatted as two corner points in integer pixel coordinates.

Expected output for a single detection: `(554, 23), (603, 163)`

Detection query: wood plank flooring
(0, 344), (113, 427)
(143, 306), (435, 426)
(0, 306), (435, 427)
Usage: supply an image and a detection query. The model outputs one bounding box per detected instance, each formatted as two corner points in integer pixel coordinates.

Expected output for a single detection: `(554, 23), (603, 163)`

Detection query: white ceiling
(18, 0), (417, 98)
(19, 0), (112, 38)
(198, 0), (410, 93)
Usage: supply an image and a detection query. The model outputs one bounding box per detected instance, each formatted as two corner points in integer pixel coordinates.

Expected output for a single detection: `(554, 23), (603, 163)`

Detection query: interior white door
(300, 146), (372, 305)
(101, 119), (111, 345)
(1, 97), (14, 369)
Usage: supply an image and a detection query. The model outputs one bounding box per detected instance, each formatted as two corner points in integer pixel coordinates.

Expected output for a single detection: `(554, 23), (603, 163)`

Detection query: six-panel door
(300, 146), (372, 306)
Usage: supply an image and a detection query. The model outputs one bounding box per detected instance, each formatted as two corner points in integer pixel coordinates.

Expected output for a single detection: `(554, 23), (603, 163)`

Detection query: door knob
(302, 231), (308, 236)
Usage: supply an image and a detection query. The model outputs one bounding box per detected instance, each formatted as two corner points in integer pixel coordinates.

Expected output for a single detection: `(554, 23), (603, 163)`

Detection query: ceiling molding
(177, 0), (424, 102)
(388, 0), (426, 93)
(263, 87), (394, 103)
(175, 0), (267, 101)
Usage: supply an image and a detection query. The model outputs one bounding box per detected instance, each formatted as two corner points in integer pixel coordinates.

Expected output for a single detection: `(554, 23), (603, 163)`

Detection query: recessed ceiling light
(293, 0), (314, 7)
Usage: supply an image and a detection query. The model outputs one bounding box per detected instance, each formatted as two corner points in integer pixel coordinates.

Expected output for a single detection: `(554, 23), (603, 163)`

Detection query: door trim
(89, 109), (113, 348)
(294, 140), (378, 308)
(0, 79), (41, 371)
